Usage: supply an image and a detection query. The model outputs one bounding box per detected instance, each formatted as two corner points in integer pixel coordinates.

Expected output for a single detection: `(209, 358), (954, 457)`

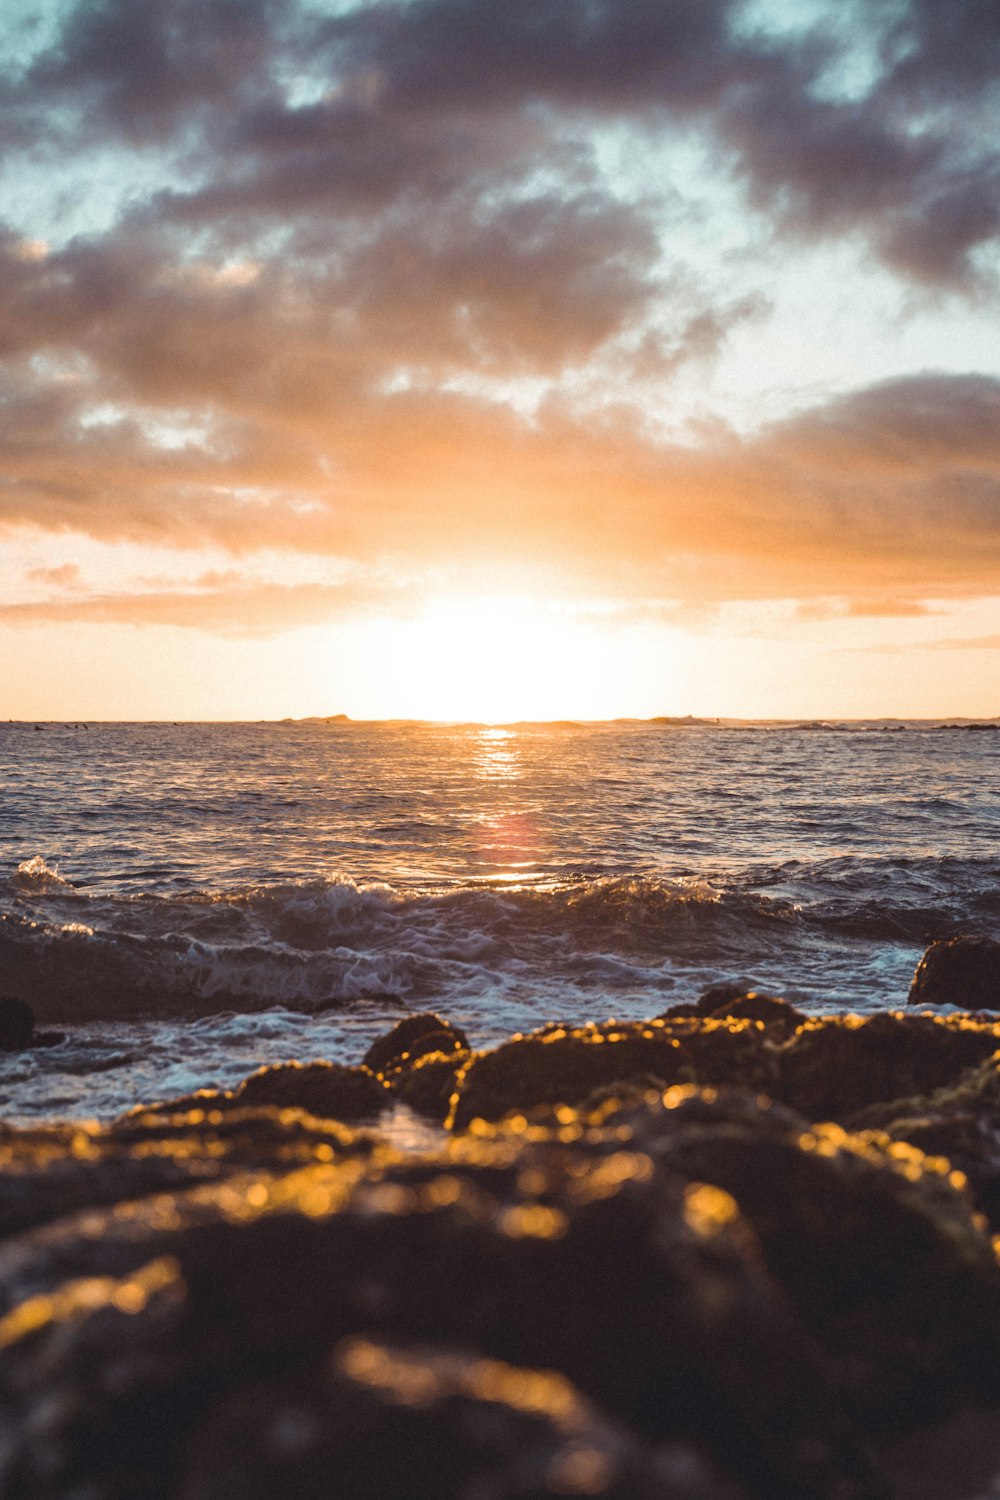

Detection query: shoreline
(3, 997), (1000, 1497)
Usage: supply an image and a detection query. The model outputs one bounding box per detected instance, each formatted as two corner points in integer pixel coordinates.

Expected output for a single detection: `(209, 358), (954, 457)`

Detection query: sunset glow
(345, 596), (662, 723)
(1, 0), (999, 719)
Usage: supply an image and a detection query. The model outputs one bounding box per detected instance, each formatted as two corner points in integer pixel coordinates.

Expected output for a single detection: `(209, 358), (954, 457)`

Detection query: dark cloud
(3, 0), (998, 283)
(21, 0), (293, 142)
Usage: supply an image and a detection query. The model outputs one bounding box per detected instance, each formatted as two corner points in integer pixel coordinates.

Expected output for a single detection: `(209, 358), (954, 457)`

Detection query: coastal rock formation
(177, 1340), (726, 1500)
(776, 1012), (1000, 1121)
(361, 1012), (472, 1121)
(908, 936), (1000, 1010)
(447, 1018), (776, 1131)
(3, 1010), (1000, 1498)
(362, 1011), (469, 1074)
(120, 1060), (390, 1125)
(235, 1060), (389, 1119)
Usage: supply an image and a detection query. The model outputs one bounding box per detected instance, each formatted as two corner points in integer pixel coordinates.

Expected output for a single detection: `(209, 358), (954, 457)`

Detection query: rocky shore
(4, 974), (1000, 1498)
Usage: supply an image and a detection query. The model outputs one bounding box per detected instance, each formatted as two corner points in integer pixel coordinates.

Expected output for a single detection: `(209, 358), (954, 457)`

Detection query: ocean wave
(9, 856), (77, 894)
(2, 862), (996, 1023)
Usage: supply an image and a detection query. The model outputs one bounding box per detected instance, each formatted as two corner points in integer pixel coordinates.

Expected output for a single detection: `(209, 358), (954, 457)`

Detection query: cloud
(2, 0), (1000, 633)
(0, 576), (414, 636)
(4, 0), (999, 283)
(26, 562), (82, 588)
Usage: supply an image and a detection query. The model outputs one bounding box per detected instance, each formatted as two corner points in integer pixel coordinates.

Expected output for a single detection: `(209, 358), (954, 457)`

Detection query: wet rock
(648, 1108), (1000, 1430)
(448, 1020), (774, 1131)
(850, 1055), (1000, 1231)
(235, 1060), (389, 1121)
(0, 995), (35, 1050)
(695, 981), (759, 1013)
(127, 1061), (390, 1125)
(0, 1135), (873, 1500)
(659, 982), (754, 1021)
(706, 992), (805, 1035)
(777, 1012), (1000, 1122)
(449, 1024), (687, 1129)
(0, 1107), (371, 1244)
(363, 1012), (469, 1076)
(908, 936), (1000, 1010)
(178, 1339), (718, 1500)
(391, 1048), (471, 1122)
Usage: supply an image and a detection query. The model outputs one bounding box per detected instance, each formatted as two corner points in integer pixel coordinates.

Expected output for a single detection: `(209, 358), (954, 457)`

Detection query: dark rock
(449, 1023), (686, 1129)
(7, 1018), (1000, 1498)
(127, 1061), (391, 1125)
(658, 983), (757, 1021)
(235, 1060), (389, 1121)
(0, 1107), (371, 1246)
(777, 1012), (1000, 1121)
(648, 1107), (1000, 1430)
(695, 982), (761, 1013)
(391, 1048), (470, 1122)
(448, 1020), (775, 1131)
(0, 1133), (874, 1500)
(706, 992), (805, 1035)
(0, 995), (34, 1050)
(908, 936), (1000, 1010)
(363, 1013), (469, 1076)
(659, 987), (804, 1035)
(849, 1054), (1000, 1231)
(178, 1340), (713, 1500)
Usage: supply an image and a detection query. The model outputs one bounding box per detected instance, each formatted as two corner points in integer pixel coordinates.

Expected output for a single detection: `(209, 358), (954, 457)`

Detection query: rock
(391, 1048), (471, 1122)
(660, 988), (804, 1036)
(777, 1012), (1000, 1121)
(647, 1105), (1000, 1430)
(178, 1340), (713, 1500)
(235, 1060), (389, 1121)
(7, 1018), (1000, 1498)
(0, 1132), (873, 1500)
(363, 1013), (469, 1076)
(448, 1020), (775, 1131)
(848, 1054), (1000, 1231)
(706, 992), (805, 1035)
(126, 1061), (391, 1126)
(0, 995), (34, 1050)
(908, 936), (1000, 1010)
(695, 982), (762, 1013)
(0, 1107), (371, 1247)
(449, 1024), (686, 1129)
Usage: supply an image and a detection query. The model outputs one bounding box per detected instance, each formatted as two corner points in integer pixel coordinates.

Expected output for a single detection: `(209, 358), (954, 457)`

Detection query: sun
(360, 595), (639, 722)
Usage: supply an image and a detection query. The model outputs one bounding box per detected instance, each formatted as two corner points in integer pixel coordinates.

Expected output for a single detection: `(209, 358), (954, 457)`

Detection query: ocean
(2, 718), (999, 1122)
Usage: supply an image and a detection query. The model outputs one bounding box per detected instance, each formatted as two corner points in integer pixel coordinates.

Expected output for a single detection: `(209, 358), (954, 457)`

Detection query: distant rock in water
(908, 936), (1000, 1010)
(0, 996), (34, 1050)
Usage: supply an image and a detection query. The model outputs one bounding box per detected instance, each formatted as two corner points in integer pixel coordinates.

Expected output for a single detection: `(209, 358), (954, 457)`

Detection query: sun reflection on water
(470, 729), (546, 884)
(472, 727), (520, 781)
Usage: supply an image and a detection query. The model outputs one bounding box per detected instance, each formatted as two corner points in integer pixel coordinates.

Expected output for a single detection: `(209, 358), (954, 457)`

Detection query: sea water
(2, 719), (998, 1121)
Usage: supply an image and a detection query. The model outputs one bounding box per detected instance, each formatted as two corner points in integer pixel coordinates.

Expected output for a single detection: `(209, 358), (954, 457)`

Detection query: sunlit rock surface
(3, 1008), (1000, 1499)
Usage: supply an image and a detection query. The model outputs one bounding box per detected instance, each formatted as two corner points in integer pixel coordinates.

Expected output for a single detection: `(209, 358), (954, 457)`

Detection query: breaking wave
(3, 860), (997, 1022)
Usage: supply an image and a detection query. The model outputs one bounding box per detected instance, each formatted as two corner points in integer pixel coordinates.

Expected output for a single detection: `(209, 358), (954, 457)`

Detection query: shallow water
(2, 719), (999, 1119)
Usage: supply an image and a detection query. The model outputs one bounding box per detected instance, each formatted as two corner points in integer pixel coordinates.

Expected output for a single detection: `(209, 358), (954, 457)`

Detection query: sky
(2, 0), (1000, 720)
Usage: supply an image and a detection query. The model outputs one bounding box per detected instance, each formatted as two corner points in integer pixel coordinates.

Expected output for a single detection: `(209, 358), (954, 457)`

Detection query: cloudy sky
(2, 0), (999, 719)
